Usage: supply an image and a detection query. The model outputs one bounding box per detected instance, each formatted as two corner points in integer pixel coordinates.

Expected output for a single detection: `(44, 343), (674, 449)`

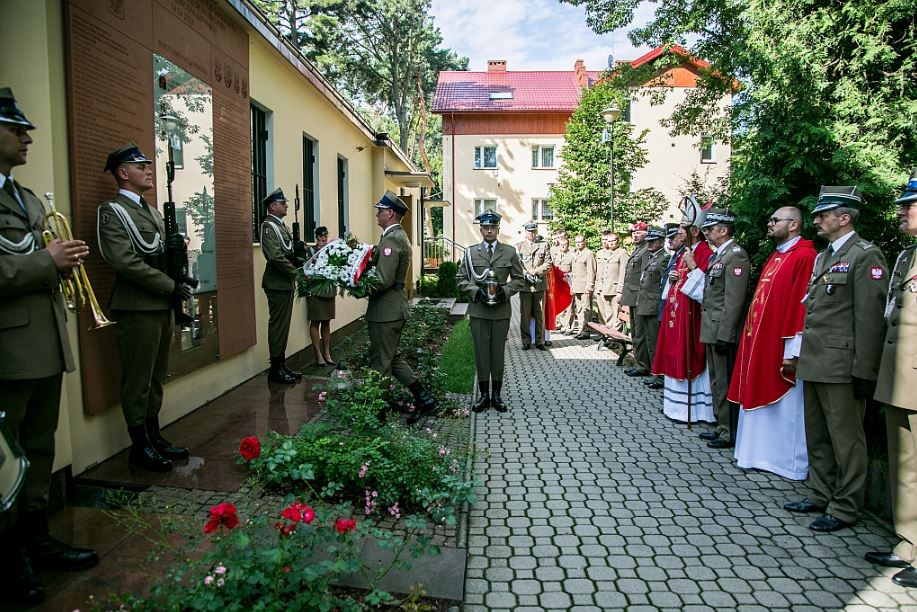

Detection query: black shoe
(536, 344), (548, 351)
(707, 438), (733, 449)
(699, 430), (719, 441)
(544, 341), (553, 347)
(647, 380), (664, 389)
(522, 344), (531, 351)
(406, 382), (437, 425)
(893, 566), (917, 588)
(809, 514), (850, 532)
(575, 333), (591, 340)
(27, 535), (99, 571)
(626, 369), (650, 377)
(268, 367), (297, 384)
(624, 367), (637, 375)
(282, 365), (303, 380)
(129, 443), (172, 472)
(4, 548), (44, 606)
(784, 497), (825, 513)
(865, 551), (912, 568)
(146, 417), (190, 460)
(472, 393), (490, 413)
(492, 394), (508, 412)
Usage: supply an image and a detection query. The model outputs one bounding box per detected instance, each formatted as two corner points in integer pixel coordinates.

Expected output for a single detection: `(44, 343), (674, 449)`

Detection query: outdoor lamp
(602, 104), (621, 228)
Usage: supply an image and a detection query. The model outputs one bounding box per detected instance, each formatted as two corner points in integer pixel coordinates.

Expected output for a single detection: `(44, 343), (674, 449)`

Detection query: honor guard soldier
(367, 192), (437, 425)
(0, 88), (98, 607)
(786, 186), (888, 532)
(621, 221), (649, 375)
(516, 221), (552, 349)
(98, 143), (191, 473)
(259, 188), (301, 385)
(595, 229), (628, 332)
(570, 234), (596, 339)
(634, 226), (669, 389)
(457, 211), (526, 412)
(867, 170), (917, 588)
(697, 208), (750, 449)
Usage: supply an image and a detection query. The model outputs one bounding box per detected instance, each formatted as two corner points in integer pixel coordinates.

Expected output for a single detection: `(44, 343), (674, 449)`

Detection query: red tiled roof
(432, 70), (601, 113)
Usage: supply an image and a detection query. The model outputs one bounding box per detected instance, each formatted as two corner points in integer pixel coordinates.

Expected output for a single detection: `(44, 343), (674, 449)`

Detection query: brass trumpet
(41, 192), (114, 330)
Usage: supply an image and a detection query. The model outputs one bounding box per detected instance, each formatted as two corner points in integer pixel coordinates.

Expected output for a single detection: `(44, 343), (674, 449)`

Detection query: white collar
(267, 213), (285, 224)
(776, 235), (802, 253)
(0, 173), (11, 189)
(482, 240), (498, 249)
(715, 238), (734, 254)
(118, 189), (142, 206)
(830, 231), (856, 252)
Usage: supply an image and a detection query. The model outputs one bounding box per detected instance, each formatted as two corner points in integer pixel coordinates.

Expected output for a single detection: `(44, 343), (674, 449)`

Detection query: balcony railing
(422, 235), (466, 271)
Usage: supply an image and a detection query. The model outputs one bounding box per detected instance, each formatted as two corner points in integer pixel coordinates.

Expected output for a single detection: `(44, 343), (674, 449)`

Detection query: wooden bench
(587, 321), (633, 367)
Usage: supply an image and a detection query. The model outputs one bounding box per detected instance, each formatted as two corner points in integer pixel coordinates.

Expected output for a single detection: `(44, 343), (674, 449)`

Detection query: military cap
(701, 207), (736, 229)
(477, 210), (501, 226)
(0, 87), (35, 129)
(812, 185), (863, 214)
(630, 221), (648, 232)
(104, 142), (152, 173)
(262, 188), (287, 208)
(646, 226), (666, 241)
(665, 222), (680, 238)
(374, 191), (408, 215)
(895, 169), (917, 206)
(523, 221), (539, 231)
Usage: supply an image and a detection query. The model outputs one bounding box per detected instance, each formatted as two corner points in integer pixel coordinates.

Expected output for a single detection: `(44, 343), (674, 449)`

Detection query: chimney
(487, 60), (507, 72)
(573, 59), (588, 87)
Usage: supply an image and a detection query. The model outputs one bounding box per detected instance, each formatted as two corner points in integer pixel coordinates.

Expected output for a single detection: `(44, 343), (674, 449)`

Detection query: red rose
(335, 518), (357, 534)
(203, 502), (240, 534)
(239, 436), (261, 461)
(280, 501), (315, 524)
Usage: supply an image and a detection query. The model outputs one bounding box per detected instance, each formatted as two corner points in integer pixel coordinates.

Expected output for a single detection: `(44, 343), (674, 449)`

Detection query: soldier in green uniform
(0, 87), (98, 607)
(571, 234), (596, 340)
(696, 208), (750, 449)
(367, 192), (436, 425)
(259, 188), (300, 385)
(633, 227), (669, 388)
(97, 143), (191, 473)
(865, 170), (917, 588)
(621, 221), (649, 375)
(457, 211), (526, 413)
(516, 221), (552, 349)
(785, 186), (888, 532)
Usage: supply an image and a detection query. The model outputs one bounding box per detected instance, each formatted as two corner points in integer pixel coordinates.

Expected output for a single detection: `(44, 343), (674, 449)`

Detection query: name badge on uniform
(383, 247), (392, 256)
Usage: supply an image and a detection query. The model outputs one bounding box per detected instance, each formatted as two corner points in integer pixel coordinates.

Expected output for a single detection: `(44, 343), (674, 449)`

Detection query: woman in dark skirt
(306, 227), (336, 366)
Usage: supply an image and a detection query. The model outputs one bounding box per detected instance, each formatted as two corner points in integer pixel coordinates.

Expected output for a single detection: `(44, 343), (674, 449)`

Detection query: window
(302, 135), (318, 239)
(250, 102), (271, 242)
(474, 146), (497, 169)
(531, 145), (555, 169)
(474, 198), (497, 218)
(532, 198), (553, 221)
(337, 156), (349, 237)
(700, 135), (716, 163)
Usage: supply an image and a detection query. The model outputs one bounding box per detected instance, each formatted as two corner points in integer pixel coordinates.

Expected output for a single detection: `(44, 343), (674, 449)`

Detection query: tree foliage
(562, 0), (916, 263)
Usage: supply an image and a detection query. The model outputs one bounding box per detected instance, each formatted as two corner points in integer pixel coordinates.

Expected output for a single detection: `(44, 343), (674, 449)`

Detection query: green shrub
(435, 261), (459, 298)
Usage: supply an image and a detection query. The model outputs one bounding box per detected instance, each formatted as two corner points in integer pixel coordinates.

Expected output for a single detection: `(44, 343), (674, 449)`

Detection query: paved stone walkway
(463, 308), (917, 611)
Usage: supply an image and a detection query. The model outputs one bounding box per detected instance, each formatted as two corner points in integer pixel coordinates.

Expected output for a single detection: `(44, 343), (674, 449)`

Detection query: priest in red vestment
(728, 206), (817, 480)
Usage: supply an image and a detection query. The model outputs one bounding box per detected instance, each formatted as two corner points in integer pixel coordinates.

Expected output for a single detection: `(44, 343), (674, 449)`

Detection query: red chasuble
(727, 238), (817, 410)
(652, 240), (713, 380)
(544, 265), (573, 330)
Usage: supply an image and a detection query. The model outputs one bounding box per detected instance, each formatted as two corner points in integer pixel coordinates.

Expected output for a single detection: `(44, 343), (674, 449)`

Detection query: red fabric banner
(544, 265), (572, 331)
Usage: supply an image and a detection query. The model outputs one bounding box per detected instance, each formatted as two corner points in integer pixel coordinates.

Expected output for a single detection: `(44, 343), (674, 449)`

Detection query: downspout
(450, 112), (456, 261)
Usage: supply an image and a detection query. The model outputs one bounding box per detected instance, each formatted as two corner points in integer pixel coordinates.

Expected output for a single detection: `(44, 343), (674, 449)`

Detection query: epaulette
(732, 246), (742, 252)
(855, 240), (873, 250)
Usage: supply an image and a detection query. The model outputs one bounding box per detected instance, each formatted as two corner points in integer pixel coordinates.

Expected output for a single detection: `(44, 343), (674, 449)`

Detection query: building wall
(1, 0), (424, 475)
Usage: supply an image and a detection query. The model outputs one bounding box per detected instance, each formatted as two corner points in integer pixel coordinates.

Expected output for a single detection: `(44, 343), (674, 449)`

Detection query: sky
(428, 0), (656, 73)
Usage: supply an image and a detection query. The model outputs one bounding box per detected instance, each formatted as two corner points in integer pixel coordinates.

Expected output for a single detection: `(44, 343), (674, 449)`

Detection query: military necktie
(3, 177), (25, 211)
(817, 244), (835, 276)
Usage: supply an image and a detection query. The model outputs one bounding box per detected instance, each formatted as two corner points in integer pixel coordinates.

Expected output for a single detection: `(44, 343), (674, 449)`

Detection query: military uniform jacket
(797, 232), (888, 383)
(552, 248), (574, 274)
(457, 241), (526, 320)
(635, 247), (670, 316)
(516, 238), (551, 292)
(260, 214), (298, 291)
(0, 180), (74, 378)
(97, 193), (174, 310)
(874, 245), (917, 411)
(699, 240), (750, 344)
(620, 243), (647, 307)
(366, 224), (411, 323)
(595, 247), (627, 296)
(570, 247), (596, 293)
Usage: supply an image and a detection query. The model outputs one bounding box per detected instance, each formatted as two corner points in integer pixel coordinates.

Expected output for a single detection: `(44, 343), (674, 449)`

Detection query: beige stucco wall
(2, 0), (425, 475)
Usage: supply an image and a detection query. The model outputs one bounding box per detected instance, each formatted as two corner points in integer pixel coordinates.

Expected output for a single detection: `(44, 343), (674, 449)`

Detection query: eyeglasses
(767, 217), (794, 224)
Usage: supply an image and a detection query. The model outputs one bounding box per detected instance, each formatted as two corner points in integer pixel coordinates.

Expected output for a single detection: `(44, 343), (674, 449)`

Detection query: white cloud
(429, 0), (655, 72)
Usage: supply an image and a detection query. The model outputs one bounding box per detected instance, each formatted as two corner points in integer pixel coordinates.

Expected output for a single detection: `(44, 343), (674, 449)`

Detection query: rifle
(291, 184), (307, 266)
(163, 150), (199, 326)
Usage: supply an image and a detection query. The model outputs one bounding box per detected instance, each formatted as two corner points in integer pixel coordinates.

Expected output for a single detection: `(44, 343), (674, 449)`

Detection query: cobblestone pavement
(463, 310), (917, 611)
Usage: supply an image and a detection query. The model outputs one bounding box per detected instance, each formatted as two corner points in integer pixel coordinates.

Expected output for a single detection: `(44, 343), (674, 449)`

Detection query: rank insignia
(383, 247), (392, 256)
(870, 266), (884, 280)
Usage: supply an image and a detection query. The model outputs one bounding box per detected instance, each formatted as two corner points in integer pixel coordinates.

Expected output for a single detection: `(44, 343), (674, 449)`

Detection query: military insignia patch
(101, 212), (110, 225)
(829, 263), (850, 273)
(383, 247), (392, 256)
(870, 266), (884, 280)
(733, 267), (744, 276)
(712, 262), (724, 271)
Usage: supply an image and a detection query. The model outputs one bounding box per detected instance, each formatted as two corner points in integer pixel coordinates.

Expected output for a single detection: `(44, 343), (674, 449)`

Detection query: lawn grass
(439, 318), (475, 393)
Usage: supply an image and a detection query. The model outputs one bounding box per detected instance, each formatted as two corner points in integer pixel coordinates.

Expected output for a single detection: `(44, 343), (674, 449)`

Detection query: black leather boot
(280, 355), (302, 380)
(22, 510), (99, 572)
(268, 356), (296, 384)
(491, 380), (507, 412)
(146, 416), (189, 460)
(127, 425), (171, 472)
(472, 380), (490, 413)
(1, 531), (44, 607)
(406, 381), (437, 425)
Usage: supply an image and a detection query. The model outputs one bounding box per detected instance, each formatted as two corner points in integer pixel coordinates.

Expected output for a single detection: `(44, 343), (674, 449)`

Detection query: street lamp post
(602, 104), (621, 229)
